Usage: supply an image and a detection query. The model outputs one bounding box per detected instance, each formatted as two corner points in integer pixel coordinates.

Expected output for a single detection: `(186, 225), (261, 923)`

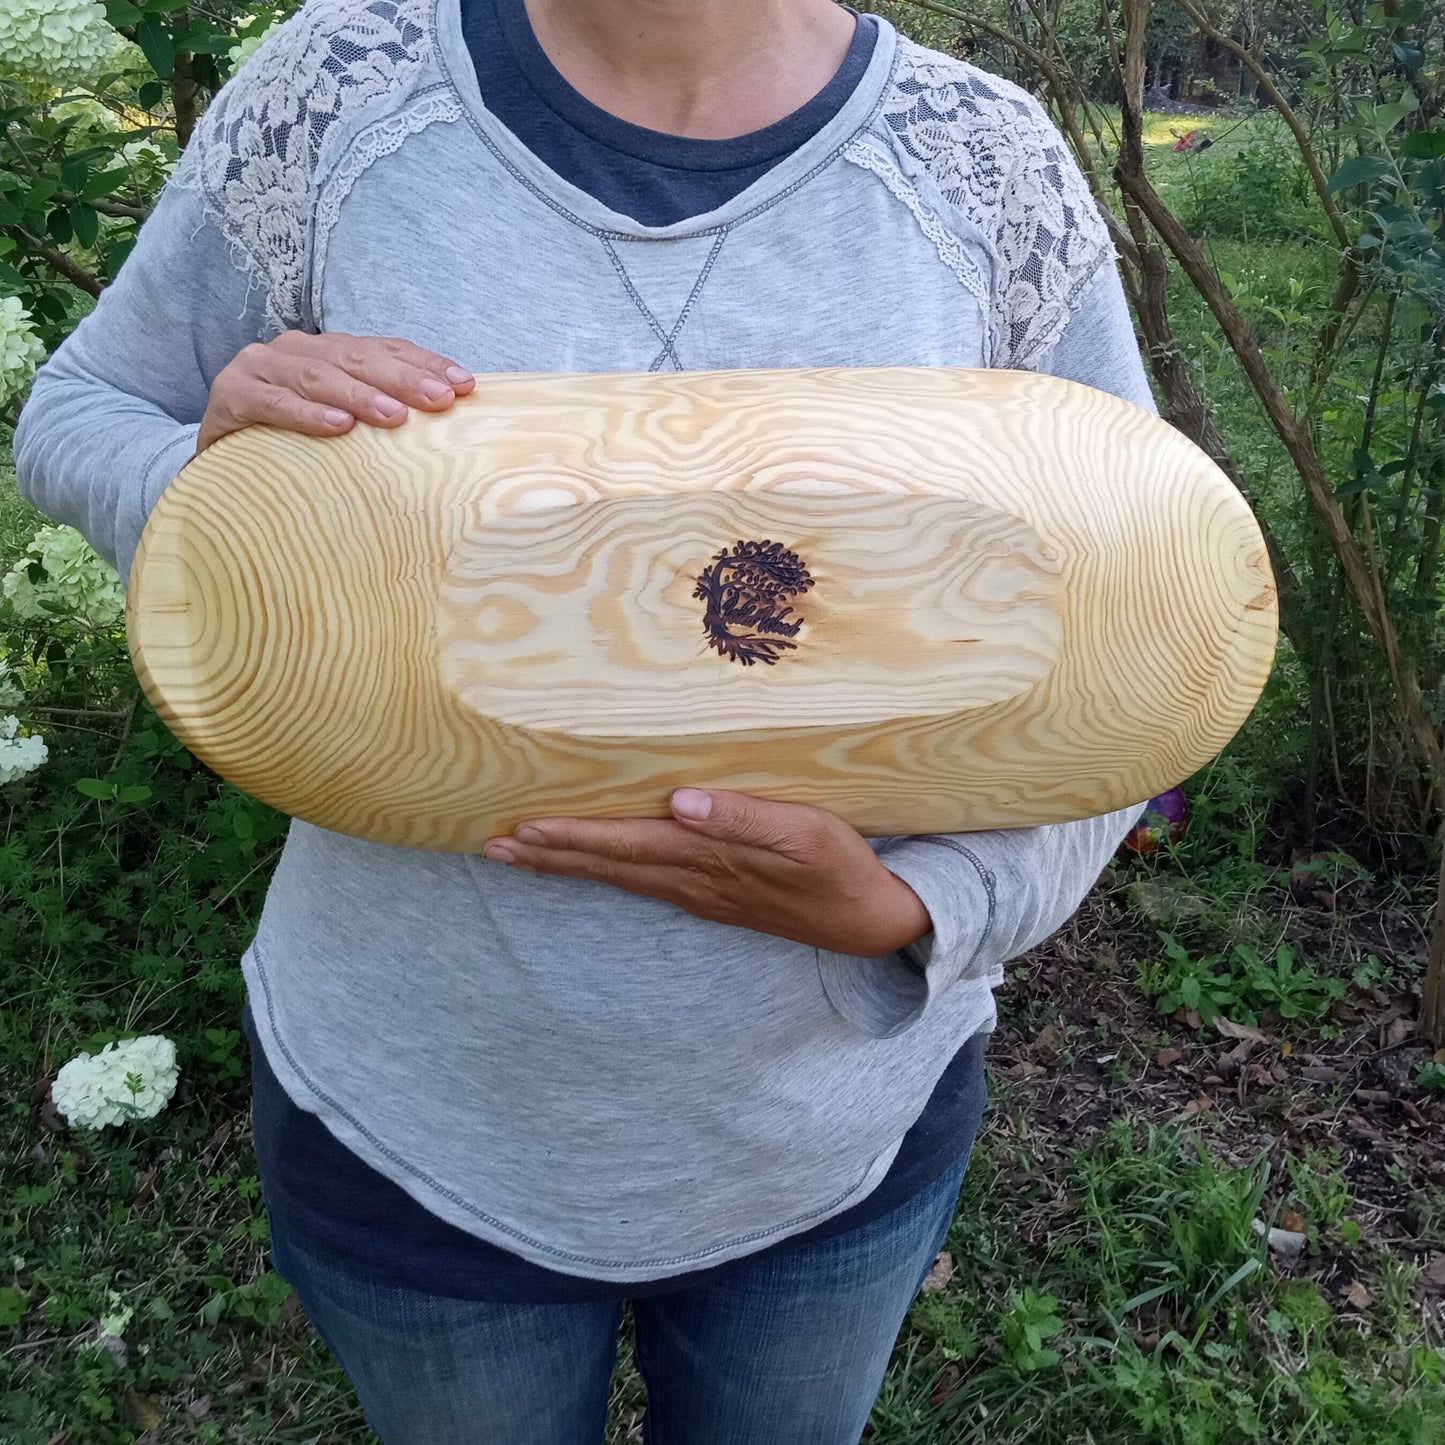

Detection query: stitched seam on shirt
(248, 938), (881, 1271)
(600, 226), (728, 370)
(650, 227), (730, 370)
(139, 429), (195, 487)
(600, 239), (676, 358)
(908, 836), (998, 972)
(432, 18), (901, 244)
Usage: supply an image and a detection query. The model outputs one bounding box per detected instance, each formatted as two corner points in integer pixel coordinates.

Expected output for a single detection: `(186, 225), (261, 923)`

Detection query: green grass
(7, 1085), (1441, 1442)
(875, 1123), (1445, 1444)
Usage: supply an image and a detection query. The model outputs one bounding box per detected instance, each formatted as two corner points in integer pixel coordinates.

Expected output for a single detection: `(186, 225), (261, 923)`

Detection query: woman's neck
(523, 0), (858, 137)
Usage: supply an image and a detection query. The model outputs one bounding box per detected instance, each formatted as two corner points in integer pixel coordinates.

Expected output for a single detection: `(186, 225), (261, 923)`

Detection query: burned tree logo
(693, 539), (815, 666)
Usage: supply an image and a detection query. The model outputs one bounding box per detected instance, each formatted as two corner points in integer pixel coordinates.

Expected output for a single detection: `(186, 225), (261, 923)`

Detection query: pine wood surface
(127, 367), (1278, 848)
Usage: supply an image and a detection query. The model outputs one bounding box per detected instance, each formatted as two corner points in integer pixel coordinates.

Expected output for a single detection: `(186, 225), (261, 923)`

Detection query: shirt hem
(242, 936), (941, 1282)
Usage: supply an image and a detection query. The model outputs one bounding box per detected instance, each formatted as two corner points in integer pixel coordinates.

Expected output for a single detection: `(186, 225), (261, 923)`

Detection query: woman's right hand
(196, 329), (476, 454)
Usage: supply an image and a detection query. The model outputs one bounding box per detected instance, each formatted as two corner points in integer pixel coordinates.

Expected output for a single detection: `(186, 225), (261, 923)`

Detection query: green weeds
(1138, 933), (1347, 1027)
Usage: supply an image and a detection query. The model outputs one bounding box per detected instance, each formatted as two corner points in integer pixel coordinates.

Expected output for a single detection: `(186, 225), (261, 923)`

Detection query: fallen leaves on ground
(921, 1251), (955, 1292)
(1215, 1016), (1270, 1043)
(930, 1361), (964, 1405)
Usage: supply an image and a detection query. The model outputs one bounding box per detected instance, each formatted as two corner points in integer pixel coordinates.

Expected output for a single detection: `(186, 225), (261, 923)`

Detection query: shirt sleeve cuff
(815, 836), (996, 1040)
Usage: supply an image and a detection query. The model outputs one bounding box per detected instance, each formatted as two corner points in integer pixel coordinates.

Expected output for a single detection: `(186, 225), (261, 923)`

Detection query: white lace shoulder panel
(866, 39), (1112, 369)
(172, 0), (437, 337)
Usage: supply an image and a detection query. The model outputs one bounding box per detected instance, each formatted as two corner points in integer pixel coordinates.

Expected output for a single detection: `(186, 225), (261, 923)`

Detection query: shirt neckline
(487, 0), (878, 175)
(434, 0), (899, 240)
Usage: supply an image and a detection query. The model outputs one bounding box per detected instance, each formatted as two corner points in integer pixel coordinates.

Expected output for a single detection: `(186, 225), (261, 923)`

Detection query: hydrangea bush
(0, 498), (286, 1090)
(0, 297), (45, 407)
(0, 523), (123, 784)
(0, 0), (117, 88)
(0, 711), (46, 784)
(2, 523), (125, 625)
(0, 2), (298, 361)
(0, 650), (45, 783)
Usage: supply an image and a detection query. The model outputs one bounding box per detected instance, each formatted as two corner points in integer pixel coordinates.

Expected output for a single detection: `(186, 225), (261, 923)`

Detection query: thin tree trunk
(1425, 835), (1445, 1049)
(172, 12), (199, 153)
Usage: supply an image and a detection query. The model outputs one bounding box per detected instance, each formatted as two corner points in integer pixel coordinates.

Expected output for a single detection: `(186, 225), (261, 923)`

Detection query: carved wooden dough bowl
(127, 367), (1278, 848)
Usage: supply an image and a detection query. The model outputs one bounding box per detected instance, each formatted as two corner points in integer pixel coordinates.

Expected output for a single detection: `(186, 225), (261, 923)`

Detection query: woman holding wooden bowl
(16, 0), (1175, 1438)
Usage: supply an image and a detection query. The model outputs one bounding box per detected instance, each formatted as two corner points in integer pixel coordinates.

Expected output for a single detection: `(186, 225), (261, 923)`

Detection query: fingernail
(484, 844), (515, 864)
(374, 395), (405, 418)
(420, 378), (452, 402)
(323, 408), (351, 427)
(515, 825), (546, 846)
(445, 366), (473, 385)
(673, 788), (712, 820)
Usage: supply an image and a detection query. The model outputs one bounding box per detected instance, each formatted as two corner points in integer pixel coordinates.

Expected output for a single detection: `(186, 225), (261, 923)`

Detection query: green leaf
(1326, 155), (1391, 193)
(135, 14), (176, 78)
(137, 80), (165, 111)
(70, 204), (99, 250)
(75, 778), (114, 799)
(46, 207), (73, 245)
(1399, 131), (1445, 160)
(117, 784), (152, 804)
(1371, 96), (1418, 135)
(60, 153), (92, 192)
(82, 167), (130, 201)
(25, 176), (60, 207)
(0, 1286), (26, 1328)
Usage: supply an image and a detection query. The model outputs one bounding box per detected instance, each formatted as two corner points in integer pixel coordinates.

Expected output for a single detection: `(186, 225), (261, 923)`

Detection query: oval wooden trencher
(127, 367), (1278, 849)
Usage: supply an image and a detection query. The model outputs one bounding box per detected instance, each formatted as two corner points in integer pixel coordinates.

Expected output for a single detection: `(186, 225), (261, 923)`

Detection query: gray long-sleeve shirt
(15, 0), (1151, 1281)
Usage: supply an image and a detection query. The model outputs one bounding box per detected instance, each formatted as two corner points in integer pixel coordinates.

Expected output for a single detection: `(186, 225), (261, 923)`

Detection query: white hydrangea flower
(50, 96), (118, 134)
(0, 660), (22, 710)
(119, 137), (173, 181)
(3, 524), (124, 626)
(0, 0), (118, 87)
(0, 714), (48, 783)
(228, 18), (282, 71)
(0, 296), (46, 406)
(51, 1036), (178, 1130)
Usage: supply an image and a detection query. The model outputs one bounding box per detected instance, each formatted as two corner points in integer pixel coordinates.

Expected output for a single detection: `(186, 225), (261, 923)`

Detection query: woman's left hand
(483, 789), (931, 956)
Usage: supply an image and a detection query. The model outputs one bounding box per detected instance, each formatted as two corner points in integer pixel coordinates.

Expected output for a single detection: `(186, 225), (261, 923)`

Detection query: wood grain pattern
(127, 367), (1278, 847)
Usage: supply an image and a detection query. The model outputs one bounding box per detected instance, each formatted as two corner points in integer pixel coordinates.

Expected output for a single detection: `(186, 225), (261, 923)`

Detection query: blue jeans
(274, 1156), (968, 1444)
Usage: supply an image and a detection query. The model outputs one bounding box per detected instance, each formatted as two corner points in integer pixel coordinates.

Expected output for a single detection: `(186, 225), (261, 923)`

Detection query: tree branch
(1115, 0), (1443, 785)
(30, 240), (103, 298)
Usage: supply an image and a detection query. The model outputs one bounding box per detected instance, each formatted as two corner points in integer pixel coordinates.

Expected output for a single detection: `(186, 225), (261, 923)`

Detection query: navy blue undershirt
(249, 0), (989, 1302)
(467, 0), (879, 225)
